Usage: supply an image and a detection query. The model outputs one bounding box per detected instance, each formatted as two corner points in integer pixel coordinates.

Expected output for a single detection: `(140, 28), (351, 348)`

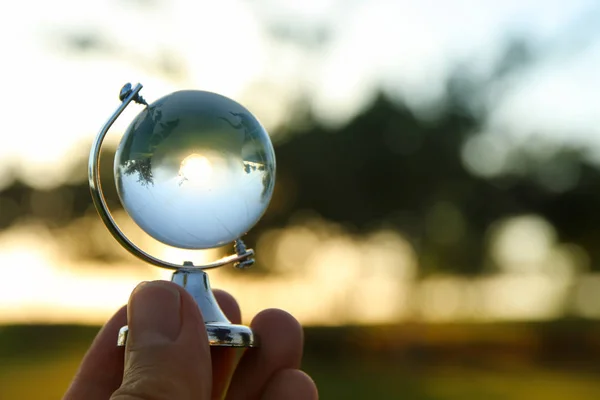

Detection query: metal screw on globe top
(88, 83), (276, 347)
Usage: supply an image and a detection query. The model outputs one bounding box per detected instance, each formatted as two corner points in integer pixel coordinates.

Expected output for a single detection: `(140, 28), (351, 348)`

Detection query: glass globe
(114, 90), (276, 249)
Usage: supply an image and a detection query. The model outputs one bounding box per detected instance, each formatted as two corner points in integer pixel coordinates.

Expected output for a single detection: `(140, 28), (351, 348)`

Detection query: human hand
(64, 280), (318, 399)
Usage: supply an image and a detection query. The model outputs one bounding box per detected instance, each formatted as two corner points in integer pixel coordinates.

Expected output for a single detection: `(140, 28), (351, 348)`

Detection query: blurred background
(1, 0), (600, 398)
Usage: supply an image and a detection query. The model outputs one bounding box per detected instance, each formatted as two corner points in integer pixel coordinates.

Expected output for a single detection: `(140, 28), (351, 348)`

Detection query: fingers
(211, 289), (242, 399)
(110, 280), (212, 400)
(226, 309), (304, 400)
(63, 285), (311, 400)
(261, 369), (318, 400)
(63, 305), (127, 400)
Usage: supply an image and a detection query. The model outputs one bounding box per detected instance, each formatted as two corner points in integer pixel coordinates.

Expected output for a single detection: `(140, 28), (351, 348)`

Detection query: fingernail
(128, 281), (181, 346)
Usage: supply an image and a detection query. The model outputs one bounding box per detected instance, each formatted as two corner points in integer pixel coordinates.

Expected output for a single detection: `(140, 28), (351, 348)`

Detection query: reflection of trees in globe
(221, 112), (275, 199)
(122, 158), (154, 186)
(120, 104), (274, 194)
(118, 101), (181, 186)
(261, 164), (275, 199)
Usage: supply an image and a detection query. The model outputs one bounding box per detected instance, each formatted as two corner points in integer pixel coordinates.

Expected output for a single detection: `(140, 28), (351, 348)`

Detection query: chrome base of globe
(118, 323), (256, 347)
(118, 268), (258, 347)
(88, 82), (256, 271)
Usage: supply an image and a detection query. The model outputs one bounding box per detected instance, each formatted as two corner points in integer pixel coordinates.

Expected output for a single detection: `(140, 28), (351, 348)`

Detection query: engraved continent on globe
(114, 90), (276, 249)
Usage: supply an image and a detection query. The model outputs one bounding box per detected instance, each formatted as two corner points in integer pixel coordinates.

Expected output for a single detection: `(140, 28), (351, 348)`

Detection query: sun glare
(179, 154), (214, 185)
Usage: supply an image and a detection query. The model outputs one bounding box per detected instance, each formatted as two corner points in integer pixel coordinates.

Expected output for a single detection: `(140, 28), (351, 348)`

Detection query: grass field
(2, 324), (600, 399)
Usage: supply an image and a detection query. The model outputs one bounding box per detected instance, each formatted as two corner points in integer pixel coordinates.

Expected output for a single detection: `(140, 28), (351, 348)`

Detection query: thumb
(111, 281), (212, 400)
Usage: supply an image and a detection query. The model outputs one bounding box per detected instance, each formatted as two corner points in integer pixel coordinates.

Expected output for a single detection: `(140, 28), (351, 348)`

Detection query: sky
(0, 0), (598, 189)
(0, 0), (599, 324)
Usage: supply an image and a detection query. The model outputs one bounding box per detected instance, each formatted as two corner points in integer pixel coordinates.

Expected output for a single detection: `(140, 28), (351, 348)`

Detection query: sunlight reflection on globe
(114, 90), (276, 249)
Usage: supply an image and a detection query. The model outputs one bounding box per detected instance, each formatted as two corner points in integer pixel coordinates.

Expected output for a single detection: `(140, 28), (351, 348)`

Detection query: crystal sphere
(114, 90), (276, 249)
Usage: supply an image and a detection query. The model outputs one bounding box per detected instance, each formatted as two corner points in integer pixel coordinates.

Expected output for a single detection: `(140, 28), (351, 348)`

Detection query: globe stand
(118, 267), (256, 347)
(89, 83), (264, 348)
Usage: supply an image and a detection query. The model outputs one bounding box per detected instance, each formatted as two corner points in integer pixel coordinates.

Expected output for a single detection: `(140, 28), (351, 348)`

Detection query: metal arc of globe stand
(89, 82), (257, 347)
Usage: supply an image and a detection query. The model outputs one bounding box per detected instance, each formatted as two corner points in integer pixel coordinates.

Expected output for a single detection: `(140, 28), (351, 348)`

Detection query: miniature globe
(114, 90), (276, 249)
